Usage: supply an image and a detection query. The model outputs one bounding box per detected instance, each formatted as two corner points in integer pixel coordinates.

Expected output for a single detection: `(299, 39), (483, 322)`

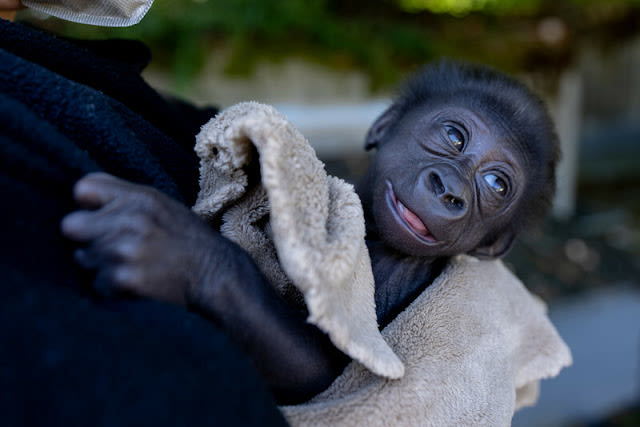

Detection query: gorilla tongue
(397, 200), (431, 238)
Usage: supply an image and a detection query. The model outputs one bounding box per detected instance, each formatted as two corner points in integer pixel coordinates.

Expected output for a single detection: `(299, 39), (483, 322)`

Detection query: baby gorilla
(61, 60), (559, 404)
(360, 61), (559, 326)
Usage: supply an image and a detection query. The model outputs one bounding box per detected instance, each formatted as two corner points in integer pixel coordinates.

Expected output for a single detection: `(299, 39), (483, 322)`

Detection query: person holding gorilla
(1, 0), (569, 424)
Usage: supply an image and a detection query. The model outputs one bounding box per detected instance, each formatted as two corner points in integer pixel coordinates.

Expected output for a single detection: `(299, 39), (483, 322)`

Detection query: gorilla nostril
(429, 172), (445, 195)
(445, 195), (465, 210)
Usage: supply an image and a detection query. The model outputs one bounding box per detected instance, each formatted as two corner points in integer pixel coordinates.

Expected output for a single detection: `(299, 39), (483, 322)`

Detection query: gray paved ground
(512, 285), (640, 426)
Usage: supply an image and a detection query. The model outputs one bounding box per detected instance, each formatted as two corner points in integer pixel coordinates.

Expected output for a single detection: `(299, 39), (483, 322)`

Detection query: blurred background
(18, 0), (640, 425)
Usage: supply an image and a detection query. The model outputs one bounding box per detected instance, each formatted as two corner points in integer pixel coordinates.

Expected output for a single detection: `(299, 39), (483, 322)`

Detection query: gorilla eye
(484, 173), (507, 196)
(445, 125), (465, 151)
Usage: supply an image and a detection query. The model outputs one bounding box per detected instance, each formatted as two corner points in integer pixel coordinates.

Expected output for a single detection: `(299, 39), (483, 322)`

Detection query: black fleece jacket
(0, 19), (287, 427)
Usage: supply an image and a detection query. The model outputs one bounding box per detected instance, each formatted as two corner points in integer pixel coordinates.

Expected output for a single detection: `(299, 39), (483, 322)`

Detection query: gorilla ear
(468, 231), (516, 260)
(365, 105), (398, 151)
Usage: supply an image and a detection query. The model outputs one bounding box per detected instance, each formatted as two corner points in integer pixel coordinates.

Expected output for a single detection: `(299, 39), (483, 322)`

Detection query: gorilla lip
(387, 183), (437, 243)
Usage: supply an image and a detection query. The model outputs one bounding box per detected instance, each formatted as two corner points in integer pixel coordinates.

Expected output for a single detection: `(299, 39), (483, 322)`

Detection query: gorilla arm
(60, 172), (349, 404)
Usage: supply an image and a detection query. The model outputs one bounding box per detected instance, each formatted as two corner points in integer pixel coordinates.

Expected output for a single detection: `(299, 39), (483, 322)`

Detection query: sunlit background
(18, 1), (640, 425)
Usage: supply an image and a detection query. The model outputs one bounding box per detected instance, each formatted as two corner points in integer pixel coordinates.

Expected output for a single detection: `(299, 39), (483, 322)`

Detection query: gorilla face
(367, 102), (527, 258)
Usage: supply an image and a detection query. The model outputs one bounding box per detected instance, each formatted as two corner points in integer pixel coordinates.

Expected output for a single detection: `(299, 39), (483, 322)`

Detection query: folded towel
(194, 101), (404, 379)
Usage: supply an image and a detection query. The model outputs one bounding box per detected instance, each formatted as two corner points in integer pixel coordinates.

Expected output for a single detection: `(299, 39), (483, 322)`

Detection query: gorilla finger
(92, 265), (144, 297)
(61, 210), (103, 241)
(74, 173), (180, 222)
(62, 203), (158, 243)
(74, 233), (150, 269)
(73, 172), (141, 209)
(61, 208), (128, 241)
(113, 266), (145, 289)
(73, 243), (120, 270)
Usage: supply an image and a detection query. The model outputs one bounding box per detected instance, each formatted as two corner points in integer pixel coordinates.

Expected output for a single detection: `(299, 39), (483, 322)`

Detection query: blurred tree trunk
(552, 69), (582, 220)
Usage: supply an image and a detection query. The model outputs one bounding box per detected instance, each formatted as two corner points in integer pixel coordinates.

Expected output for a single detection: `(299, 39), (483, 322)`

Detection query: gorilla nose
(428, 171), (467, 213)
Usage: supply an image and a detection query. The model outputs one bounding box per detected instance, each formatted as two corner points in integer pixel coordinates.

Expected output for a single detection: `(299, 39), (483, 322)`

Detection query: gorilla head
(360, 60), (560, 259)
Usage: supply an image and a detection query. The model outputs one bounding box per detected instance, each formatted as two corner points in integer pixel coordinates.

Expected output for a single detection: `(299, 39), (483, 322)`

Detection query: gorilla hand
(61, 174), (350, 403)
(61, 172), (221, 306)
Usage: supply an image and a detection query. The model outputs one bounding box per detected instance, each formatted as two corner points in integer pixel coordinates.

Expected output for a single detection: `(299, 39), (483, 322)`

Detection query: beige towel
(281, 255), (572, 426)
(193, 101), (404, 379)
(193, 102), (572, 426)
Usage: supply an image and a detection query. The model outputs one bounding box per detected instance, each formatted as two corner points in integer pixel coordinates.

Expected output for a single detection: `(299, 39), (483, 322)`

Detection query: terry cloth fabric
(194, 102), (572, 426)
(0, 20), (287, 427)
(194, 102), (405, 380)
(282, 255), (572, 426)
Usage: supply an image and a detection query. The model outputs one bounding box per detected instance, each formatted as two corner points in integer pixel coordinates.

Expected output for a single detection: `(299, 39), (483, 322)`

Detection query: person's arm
(60, 172), (349, 403)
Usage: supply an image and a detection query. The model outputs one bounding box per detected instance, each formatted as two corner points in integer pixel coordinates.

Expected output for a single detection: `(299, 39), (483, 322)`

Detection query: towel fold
(194, 102), (404, 379)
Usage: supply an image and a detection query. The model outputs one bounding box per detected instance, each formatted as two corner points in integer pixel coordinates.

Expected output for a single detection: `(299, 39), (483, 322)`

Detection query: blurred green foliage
(397, 0), (538, 15)
(22, 0), (640, 91)
(398, 0), (640, 15)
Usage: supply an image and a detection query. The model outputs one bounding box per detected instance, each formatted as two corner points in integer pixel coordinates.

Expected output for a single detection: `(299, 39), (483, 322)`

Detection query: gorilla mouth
(387, 183), (438, 243)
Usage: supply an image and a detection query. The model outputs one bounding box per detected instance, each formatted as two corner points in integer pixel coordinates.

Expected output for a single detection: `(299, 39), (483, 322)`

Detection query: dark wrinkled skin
(61, 64), (558, 405)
